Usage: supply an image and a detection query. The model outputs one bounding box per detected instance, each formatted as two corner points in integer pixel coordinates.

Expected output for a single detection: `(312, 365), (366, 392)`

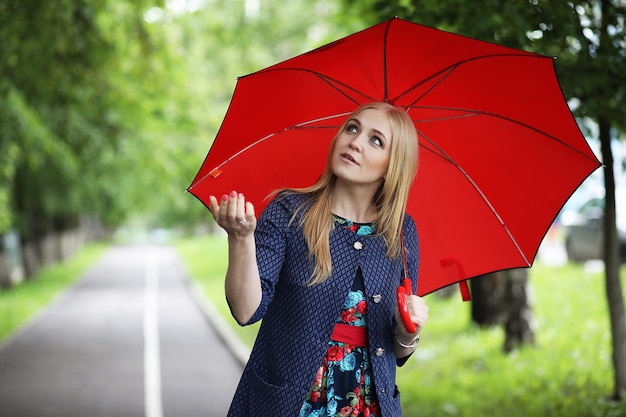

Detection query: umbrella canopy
(188, 17), (601, 296)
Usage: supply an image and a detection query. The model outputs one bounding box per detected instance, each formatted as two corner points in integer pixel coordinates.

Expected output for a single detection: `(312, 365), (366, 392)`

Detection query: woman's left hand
(394, 294), (429, 337)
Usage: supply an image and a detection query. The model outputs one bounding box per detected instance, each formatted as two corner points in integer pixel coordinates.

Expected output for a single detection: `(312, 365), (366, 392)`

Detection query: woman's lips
(340, 153), (358, 165)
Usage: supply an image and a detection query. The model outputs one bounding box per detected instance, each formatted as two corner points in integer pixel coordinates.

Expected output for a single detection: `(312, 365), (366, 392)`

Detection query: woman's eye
(346, 124), (358, 133)
(372, 136), (382, 147)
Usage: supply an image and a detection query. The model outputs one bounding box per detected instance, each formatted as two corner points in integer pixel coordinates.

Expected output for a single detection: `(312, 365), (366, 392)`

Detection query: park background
(1, 1), (626, 416)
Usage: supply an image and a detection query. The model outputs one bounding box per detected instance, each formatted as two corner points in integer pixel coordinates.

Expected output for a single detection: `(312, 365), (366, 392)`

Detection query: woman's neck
(331, 182), (378, 223)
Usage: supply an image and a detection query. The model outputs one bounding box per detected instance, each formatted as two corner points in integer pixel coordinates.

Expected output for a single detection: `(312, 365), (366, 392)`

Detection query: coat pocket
(247, 365), (308, 413)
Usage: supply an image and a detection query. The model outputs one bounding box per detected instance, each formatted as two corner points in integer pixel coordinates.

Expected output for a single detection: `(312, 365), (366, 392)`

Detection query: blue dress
(299, 215), (381, 417)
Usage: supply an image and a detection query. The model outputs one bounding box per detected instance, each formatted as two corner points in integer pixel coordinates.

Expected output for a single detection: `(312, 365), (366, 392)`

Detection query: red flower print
(358, 396), (366, 412)
(310, 390), (321, 402)
(313, 366), (324, 386)
(340, 308), (358, 323)
(370, 401), (380, 416)
(348, 224), (358, 232)
(327, 345), (345, 362)
(340, 406), (352, 416)
(357, 300), (367, 315)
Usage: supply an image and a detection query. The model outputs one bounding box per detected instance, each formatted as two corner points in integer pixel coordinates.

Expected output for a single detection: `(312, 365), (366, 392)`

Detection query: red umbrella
(188, 17), (601, 297)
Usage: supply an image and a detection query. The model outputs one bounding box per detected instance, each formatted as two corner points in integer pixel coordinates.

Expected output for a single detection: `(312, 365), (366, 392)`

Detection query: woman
(208, 101), (429, 416)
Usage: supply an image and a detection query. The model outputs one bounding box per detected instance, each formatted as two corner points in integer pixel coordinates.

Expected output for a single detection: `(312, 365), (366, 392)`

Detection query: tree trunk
(470, 273), (504, 327)
(502, 268), (535, 353)
(21, 240), (40, 279)
(598, 117), (626, 400)
(471, 269), (536, 352)
(0, 250), (10, 289)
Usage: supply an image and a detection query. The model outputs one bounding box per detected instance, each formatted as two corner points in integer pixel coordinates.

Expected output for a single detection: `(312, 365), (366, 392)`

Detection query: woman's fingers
(245, 201), (255, 224)
(236, 193), (247, 225)
(208, 195), (220, 219)
(408, 295), (429, 329)
(226, 190), (238, 222)
(208, 191), (256, 234)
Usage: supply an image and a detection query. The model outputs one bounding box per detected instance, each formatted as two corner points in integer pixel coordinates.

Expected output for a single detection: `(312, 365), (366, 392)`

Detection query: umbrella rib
(257, 67), (377, 104)
(401, 66), (456, 108)
(383, 18), (391, 101)
(408, 105), (599, 163)
(393, 53), (550, 107)
(416, 127), (532, 267)
(189, 113), (350, 188)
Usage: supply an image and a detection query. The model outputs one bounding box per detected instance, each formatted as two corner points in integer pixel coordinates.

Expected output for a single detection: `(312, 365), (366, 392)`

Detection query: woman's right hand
(208, 190), (256, 236)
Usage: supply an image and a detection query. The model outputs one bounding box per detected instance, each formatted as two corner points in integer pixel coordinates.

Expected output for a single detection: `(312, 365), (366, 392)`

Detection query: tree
(0, 0), (174, 275)
(532, 1), (626, 398)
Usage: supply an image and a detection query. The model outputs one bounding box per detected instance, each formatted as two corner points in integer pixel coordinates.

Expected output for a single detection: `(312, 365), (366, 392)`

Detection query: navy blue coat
(227, 192), (420, 416)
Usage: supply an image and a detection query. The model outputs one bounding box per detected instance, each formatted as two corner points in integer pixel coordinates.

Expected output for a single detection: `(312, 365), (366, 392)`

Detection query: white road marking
(144, 253), (163, 417)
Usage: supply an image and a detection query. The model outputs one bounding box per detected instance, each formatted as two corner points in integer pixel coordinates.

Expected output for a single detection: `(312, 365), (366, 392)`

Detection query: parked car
(562, 187), (626, 262)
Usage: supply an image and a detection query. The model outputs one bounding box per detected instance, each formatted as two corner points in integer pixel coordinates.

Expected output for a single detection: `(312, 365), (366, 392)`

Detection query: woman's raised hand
(208, 191), (261, 324)
(208, 190), (256, 236)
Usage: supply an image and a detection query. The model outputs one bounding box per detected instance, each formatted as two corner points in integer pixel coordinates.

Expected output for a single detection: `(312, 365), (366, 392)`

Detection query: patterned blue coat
(227, 192), (420, 416)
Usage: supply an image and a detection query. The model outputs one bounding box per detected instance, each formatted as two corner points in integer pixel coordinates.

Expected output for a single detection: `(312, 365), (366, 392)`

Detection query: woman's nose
(349, 134), (364, 151)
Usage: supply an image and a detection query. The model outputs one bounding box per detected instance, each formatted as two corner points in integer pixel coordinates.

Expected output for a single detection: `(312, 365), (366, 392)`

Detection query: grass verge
(175, 234), (261, 347)
(0, 243), (109, 343)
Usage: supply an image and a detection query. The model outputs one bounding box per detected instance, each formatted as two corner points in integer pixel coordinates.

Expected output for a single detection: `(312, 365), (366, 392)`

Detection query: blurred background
(1, 1), (625, 416)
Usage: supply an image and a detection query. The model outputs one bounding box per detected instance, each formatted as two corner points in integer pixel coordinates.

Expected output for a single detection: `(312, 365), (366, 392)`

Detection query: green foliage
(0, 243), (108, 342)
(175, 234), (626, 415)
(0, 0), (368, 236)
(0, 85), (20, 233)
(1, 0), (146, 234)
(525, 1), (626, 130)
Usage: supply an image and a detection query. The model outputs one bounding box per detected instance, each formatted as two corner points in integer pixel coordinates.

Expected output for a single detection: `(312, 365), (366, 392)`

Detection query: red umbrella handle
(396, 278), (417, 334)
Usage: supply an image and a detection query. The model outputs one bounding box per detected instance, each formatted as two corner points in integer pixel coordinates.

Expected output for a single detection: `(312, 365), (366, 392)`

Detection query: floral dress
(299, 215), (381, 417)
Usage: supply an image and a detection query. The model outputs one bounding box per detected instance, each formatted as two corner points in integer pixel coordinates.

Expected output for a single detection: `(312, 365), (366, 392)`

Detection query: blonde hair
(284, 102), (418, 284)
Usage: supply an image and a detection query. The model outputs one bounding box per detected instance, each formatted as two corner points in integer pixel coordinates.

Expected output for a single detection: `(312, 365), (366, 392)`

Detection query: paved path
(0, 244), (244, 417)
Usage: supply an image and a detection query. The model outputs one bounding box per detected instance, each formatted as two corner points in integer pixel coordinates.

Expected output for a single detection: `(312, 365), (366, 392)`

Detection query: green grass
(175, 234), (261, 346)
(399, 261), (625, 417)
(0, 243), (109, 342)
(176, 234), (626, 417)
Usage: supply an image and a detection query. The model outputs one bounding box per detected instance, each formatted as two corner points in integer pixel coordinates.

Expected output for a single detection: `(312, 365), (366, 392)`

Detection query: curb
(184, 277), (251, 369)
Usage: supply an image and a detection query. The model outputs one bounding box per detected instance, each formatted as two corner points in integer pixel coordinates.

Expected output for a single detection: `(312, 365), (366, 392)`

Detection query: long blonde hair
(285, 102), (418, 284)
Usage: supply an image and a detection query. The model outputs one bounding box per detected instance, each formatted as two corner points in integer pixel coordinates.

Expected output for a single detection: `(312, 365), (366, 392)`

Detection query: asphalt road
(0, 244), (243, 417)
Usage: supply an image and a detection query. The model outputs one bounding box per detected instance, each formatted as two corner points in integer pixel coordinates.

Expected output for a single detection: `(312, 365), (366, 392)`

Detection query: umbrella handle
(396, 278), (417, 334)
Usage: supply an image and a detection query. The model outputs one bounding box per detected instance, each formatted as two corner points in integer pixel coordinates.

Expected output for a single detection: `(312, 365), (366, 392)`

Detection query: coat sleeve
(243, 193), (296, 325)
(396, 214), (420, 367)
(404, 214), (420, 294)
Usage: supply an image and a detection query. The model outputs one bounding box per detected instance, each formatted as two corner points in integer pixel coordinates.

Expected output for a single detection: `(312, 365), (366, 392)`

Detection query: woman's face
(331, 107), (392, 190)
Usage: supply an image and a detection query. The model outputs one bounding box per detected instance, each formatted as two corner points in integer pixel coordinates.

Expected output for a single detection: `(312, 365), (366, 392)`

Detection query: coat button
(372, 294), (382, 303)
(353, 241), (363, 250)
(375, 348), (384, 357)
(380, 387), (387, 394)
